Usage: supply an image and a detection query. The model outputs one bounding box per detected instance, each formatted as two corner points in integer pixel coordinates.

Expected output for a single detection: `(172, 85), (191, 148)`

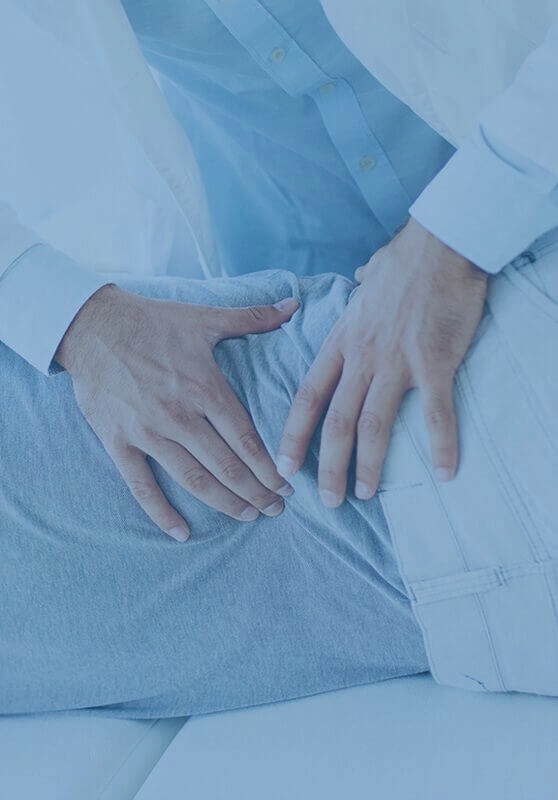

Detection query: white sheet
(135, 674), (558, 799)
(0, 713), (186, 800)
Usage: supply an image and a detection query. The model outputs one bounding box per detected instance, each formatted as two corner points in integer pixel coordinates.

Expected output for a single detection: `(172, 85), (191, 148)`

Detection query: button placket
(203, 0), (412, 234)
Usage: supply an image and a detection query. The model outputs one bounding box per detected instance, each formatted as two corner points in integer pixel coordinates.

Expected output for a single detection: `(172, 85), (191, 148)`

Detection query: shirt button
(359, 155), (377, 172)
(320, 82), (336, 94)
(271, 47), (286, 63)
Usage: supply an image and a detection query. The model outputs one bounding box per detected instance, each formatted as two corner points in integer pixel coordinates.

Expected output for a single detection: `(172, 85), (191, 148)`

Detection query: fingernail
(276, 482), (294, 497)
(355, 481), (374, 500)
(320, 489), (342, 508)
(276, 455), (297, 478)
(262, 499), (284, 517)
(274, 297), (299, 313)
(169, 526), (190, 542)
(434, 467), (454, 482)
(240, 506), (260, 521)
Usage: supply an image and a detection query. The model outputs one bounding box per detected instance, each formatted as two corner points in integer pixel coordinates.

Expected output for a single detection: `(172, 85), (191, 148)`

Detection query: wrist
(55, 283), (121, 375)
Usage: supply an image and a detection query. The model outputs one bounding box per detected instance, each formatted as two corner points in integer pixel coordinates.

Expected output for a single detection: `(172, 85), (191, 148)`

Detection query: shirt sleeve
(409, 15), (558, 274)
(0, 206), (111, 375)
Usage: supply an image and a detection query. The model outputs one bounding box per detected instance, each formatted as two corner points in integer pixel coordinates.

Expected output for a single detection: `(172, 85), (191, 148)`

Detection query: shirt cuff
(409, 131), (558, 274)
(0, 204), (44, 275)
(0, 243), (111, 375)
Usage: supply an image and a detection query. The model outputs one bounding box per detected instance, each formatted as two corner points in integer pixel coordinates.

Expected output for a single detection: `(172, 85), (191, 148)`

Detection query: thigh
(0, 269), (427, 717)
(374, 228), (558, 697)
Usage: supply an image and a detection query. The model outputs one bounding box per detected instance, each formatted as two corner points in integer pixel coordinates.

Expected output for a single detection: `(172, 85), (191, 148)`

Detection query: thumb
(213, 297), (300, 339)
(354, 263), (371, 284)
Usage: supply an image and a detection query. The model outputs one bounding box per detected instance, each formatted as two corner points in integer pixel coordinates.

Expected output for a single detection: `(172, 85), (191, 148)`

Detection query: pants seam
(457, 361), (550, 563)
(397, 405), (507, 691)
(488, 274), (558, 461)
(379, 497), (438, 684)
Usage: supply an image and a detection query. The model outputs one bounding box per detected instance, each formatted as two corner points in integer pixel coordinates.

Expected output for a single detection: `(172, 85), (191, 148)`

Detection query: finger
(355, 371), (408, 500)
(354, 252), (378, 283)
(317, 362), (372, 507)
(169, 413), (287, 517)
(354, 266), (366, 283)
(146, 438), (263, 522)
(277, 340), (344, 480)
(212, 297), (300, 339)
(111, 444), (191, 542)
(201, 369), (294, 500)
(420, 373), (459, 481)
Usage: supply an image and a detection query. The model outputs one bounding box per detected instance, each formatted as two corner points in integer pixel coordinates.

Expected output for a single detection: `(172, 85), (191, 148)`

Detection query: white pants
(380, 225), (558, 696)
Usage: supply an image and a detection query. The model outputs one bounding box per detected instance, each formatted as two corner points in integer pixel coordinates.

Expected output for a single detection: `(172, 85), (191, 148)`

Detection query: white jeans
(379, 225), (558, 696)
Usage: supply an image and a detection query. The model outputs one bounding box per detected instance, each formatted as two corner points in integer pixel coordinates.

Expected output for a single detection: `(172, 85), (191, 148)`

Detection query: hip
(378, 226), (558, 696)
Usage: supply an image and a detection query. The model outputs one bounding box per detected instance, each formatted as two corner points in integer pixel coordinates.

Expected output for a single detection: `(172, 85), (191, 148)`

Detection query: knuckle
(426, 405), (453, 429)
(157, 397), (193, 428)
(218, 457), (245, 483)
(323, 408), (351, 438)
(279, 430), (305, 454)
(134, 424), (170, 451)
(246, 305), (266, 323)
(127, 479), (157, 502)
(238, 430), (265, 459)
(358, 410), (383, 438)
(348, 339), (374, 361)
(280, 430), (302, 446)
(134, 424), (158, 444)
(187, 378), (214, 409)
(182, 467), (211, 494)
(207, 396), (228, 418)
(293, 383), (320, 413)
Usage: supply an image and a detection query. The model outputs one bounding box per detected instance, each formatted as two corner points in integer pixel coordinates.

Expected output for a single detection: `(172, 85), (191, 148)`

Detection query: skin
(277, 218), (489, 507)
(55, 285), (299, 542)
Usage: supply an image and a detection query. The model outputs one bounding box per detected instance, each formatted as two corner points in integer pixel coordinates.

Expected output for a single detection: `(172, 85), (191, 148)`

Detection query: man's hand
(55, 285), (299, 541)
(277, 218), (488, 507)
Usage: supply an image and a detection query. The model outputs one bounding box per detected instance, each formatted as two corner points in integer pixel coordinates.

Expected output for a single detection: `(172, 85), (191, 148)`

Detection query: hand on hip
(278, 218), (488, 508)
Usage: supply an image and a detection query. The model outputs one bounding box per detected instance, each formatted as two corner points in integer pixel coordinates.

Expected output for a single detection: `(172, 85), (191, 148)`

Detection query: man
(1, 0), (556, 542)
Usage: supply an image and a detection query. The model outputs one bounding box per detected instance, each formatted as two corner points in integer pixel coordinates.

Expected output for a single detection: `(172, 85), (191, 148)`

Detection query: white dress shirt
(0, 0), (219, 374)
(2, 0), (557, 374)
(321, 0), (558, 273)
